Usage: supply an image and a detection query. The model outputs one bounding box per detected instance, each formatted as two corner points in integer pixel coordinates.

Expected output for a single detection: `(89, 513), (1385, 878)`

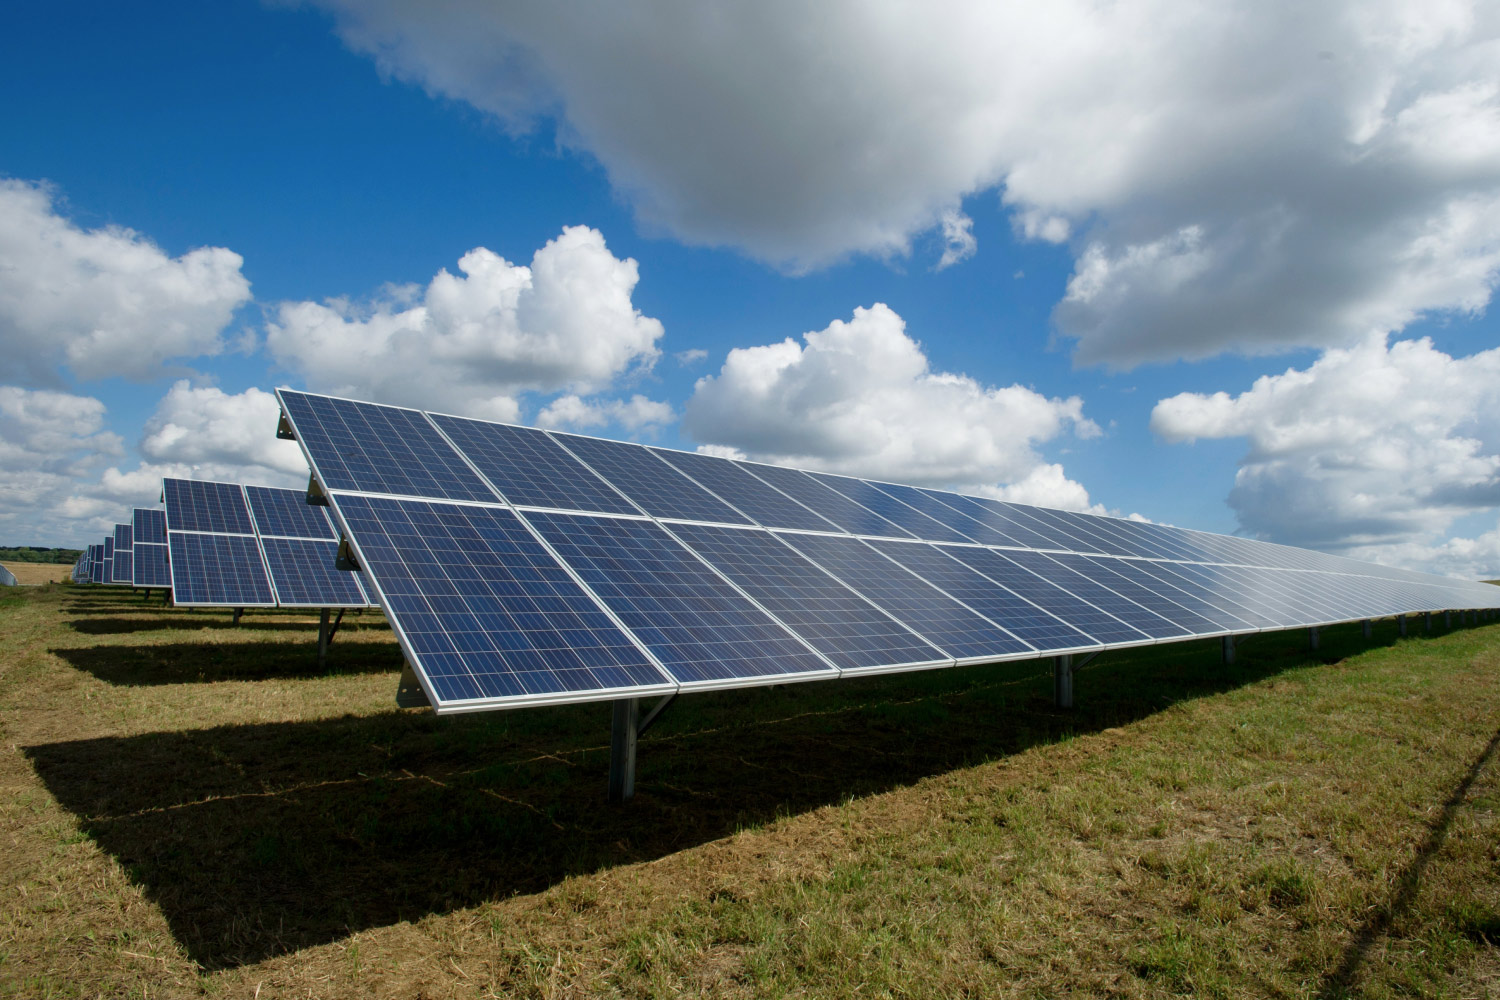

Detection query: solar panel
(275, 388), (1500, 720)
(163, 479), (276, 608)
(245, 484), (338, 540)
(666, 521), (949, 672)
(549, 433), (754, 526)
(428, 413), (641, 516)
(651, 448), (843, 532)
(133, 507), (167, 545)
(88, 545), (103, 583)
(805, 473), (977, 543)
(167, 533), (275, 606)
(524, 511), (835, 686)
(133, 542), (171, 589)
(111, 523), (134, 585)
(734, 461), (915, 537)
(101, 536), (114, 585)
(332, 495), (673, 707)
(259, 536), (370, 607)
(776, 532), (1033, 662)
(278, 390), (496, 502)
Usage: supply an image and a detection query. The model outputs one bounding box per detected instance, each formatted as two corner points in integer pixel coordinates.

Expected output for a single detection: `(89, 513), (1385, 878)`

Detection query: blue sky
(2, 1), (1498, 578)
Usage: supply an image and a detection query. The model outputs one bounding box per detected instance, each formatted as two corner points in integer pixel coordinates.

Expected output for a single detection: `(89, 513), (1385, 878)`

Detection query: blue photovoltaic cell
(524, 511), (833, 684)
(133, 543), (171, 588)
(133, 508), (167, 545)
(245, 485), (338, 540)
(1002, 549), (1189, 639)
(111, 524), (134, 584)
(736, 462), (914, 538)
(552, 434), (754, 526)
(1155, 562), (1304, 625)
(776, 532), (1030, 660)
(429, 413), (640, 516)
(278, 390), (496, 502)
(168, 533), (275, 606)
(992, 503), (1105, 553)
(1046, 510), (1151, 558)
(865, 482), (1018, 546)
(807, 473), (976, 543)
(260, 537), (370, 607)
(163, 479), (255, 535)
(91, 553), (104, 584)
(651, 448), (842, 532)
(1072, 556), (1251, 633)
(944, 494), (1075, 550)
(1125, 560), (1283, 629)
(941, 546), (1152, 645)
(104, 536), (114, 561)
(667, 521), (947, 671)
(863, 539), (1094, 653)
(333, 495), (669, 704)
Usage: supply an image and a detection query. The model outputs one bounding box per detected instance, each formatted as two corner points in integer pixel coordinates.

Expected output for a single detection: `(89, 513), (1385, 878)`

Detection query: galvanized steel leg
(1398, 614), (1407, 637)
(608, 698), (640, 803)
(318, 608), (330, 669)
(1445, 610), (1452, 629)
(1222, 635), (1235, 665)
(1309, 626), (1319, 650)
(1361, 619), (1372, 639)
(1424, 612), (1431, 632)
(232, 607), (243, 626)
(1053, 655), (1073, 709)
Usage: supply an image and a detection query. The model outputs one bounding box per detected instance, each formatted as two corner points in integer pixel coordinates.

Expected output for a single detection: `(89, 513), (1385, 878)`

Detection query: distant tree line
(0, 546), (83, 564)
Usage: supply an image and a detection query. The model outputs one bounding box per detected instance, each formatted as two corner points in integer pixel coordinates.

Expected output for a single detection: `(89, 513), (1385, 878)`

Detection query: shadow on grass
(67, 616), (390, 636)
(25, 625), (1368, 970)
(50, 637), (406, 685)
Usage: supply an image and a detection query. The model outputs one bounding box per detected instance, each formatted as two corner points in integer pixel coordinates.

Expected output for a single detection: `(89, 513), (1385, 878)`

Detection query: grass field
(2, 581), (1499, 998)
(1, 562), (74, 586)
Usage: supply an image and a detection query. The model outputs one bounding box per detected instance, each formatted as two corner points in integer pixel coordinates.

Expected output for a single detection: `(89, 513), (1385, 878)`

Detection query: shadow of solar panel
(523, 511), (836, 686)
(667, 521), (948, 672)
(332, 495), (673, 708)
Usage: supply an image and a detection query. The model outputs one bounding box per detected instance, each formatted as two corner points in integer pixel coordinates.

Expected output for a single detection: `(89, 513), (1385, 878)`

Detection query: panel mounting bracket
(306, 473), (330, 507)
(395, 663), (431, 708)
(335, 536), (360, 571)
(276, 412), (297, 441)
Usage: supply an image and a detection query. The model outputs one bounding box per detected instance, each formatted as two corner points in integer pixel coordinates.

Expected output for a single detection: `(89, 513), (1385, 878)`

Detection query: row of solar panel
(161, 478), (374, 609)
(275, 390), (1500, 713)
(278, 390), (1485, 590)
(327, 494), (1500, 710)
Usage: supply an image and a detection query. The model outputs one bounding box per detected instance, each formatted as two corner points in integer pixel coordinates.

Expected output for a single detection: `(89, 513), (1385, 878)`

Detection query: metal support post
(1361, 619), (1372, 639)
(1222, 635), (1235, 665)
(318, 608), (331, 669)
(232, 607), (243, 626)
(1053, 654), (1073, 709)
(1445, 610), (1452, 629)
(608, 698), (640, 803)
(1309, 626), (1319, 650)
(1424, 612), (1431, 632)
(1398, 614), (1407, 637)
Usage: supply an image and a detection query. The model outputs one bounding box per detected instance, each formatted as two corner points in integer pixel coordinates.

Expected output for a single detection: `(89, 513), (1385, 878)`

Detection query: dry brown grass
(2, 562), (73, 585)
(2, 581), (1500, 997)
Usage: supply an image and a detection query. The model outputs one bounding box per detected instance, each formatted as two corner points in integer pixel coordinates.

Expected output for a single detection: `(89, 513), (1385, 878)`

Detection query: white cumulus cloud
(0, 180), (251, 384)
(683, 303), (1100, 508)
(535, 393), (675, 433)
(1150, 334), (1500, 575)
(265, 226), (664, 420)
(313, 0), (1500, 365)
(0, 386), (123, 543)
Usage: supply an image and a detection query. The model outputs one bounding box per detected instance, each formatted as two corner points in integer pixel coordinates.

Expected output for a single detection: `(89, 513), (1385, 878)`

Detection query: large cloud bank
(684, 303), (1102, 510)
(315, 0), (1500, 365)
(266, 225), (666, 421)
(1152, 335), (1500, 576)
(0, 180), (251, 384)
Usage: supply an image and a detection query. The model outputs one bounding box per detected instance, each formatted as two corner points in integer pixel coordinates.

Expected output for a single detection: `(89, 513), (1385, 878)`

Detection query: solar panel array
(163, 478), (374, 609)
(110, 523), (134, 585)
(277, 389), (1500, 715)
